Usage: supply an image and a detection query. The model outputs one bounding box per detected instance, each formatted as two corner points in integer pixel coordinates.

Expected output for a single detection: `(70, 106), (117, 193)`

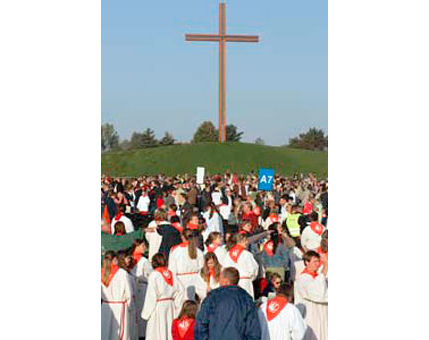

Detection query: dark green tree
(225, 124), (244, 142)
(129, 128), (158, 149)
(288, 128), (328, 151)
(192, 121), (218, 143)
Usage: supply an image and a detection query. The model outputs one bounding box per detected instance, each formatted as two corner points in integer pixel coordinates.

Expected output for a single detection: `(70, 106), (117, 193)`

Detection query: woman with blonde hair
(200, 252), (222, 292)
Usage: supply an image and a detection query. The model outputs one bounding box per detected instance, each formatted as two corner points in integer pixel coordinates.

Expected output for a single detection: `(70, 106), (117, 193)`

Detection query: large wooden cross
(185, 2), (259, 143)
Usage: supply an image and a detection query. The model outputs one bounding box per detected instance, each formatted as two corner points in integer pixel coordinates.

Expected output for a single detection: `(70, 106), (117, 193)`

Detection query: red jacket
(172, 317), (195, 340)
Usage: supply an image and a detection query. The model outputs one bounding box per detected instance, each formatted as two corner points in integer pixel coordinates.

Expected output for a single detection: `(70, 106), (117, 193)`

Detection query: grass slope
(101, 143), (328, 177)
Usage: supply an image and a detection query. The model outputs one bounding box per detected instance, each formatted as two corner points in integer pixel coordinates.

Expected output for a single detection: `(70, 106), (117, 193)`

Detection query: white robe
(136, 194), (150, 213)
(301, 226), (324, 251)
(145, 221), (162, 261)
(294, 273), (328, 340)
(141, 270), (185, 340)
(101, 268), (133, 340)
(201, 211), (224, 242)
(289, 247), (304, 283)
(168, 245), (204, 300)
(258, 301), (307, 340)
(111, 215), (135, 234)
(204, 245), (228, 267)
(222, 248), (259, 299)
(131, 257), (153, 338)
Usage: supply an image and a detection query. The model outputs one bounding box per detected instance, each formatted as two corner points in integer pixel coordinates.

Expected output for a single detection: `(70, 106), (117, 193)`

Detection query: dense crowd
(101, 172), (328, 340)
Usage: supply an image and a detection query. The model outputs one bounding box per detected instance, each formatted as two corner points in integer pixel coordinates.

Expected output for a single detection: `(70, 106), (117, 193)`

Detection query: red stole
(172, 222), (183, 233)
(168, 210), (177, 217)
(114, 212), (123, 221)
(170, 242), (188, 254)
(206, 243), (219, 253)
(229, 244), (245, 263)
(303, 202), (313, 214)
(266, 296), (289, 321)
(176, 317), (194, 338)
(102, 205), (111, 225)
(132, 252), (143, 267)
(155, 267), (174, 286)
(264, 240), (275, 257)
(101, 263), (119, 287)
(187, 222), (199, 230)
(268, 214), (279, 223)
(310, 222), (324, 236)
(301, 268), (318, 279)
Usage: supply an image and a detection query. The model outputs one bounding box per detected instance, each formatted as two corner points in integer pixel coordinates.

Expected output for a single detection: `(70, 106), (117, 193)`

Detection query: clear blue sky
(102, 0), (327, 146)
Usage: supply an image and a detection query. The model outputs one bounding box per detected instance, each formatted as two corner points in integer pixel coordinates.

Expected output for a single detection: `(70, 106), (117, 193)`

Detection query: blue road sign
(258, 168), (275, 191)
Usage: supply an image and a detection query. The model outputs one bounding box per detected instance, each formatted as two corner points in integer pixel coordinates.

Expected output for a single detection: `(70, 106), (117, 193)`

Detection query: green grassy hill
(101, 142), (328, 178)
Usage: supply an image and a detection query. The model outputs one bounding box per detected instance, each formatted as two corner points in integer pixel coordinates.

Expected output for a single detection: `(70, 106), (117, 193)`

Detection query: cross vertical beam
(185, 3), (259, 144)
(219, 3), (226, 143)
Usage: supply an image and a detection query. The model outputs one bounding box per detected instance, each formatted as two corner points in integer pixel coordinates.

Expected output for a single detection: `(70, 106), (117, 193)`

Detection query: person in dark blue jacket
(195, 267), (261, 340)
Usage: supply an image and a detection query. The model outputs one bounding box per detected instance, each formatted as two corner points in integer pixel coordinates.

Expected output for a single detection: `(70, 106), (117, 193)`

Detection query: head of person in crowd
(225, 231), (235, 250)
(279, 194), (289, 207)
(168, 204), (177, 219)
(219, 267), (240, 287)
(235, 232), (249, 249)
(267, 223), (282, 253)
(205, 231), (223, 249)
(186, 213), (200, 230)
(178, 300), (198, 320)
(303, 250), (321, 272)
(269, 272), (282, 291)
(276, 282), (293, 300)
(116, 250), (133, 272)
(201, 252), (222, 283)
(151, 252), (168, 269)
(179, 192), (187, 205)
(242, 202), (253, 215)
(131, 238), (147, 256)
(239, 221), (253, 235)
(114, 221), (126, 236)
(310, 211), (319, 222)
(292, 205), (302, 214)
(154, 209), (168, 224)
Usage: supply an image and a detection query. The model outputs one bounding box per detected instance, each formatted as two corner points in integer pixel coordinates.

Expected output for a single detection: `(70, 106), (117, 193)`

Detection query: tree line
(101, 122), (327, 152)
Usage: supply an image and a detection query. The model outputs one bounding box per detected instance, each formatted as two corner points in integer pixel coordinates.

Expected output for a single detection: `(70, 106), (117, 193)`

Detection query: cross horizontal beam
(185, 34), (259, 43)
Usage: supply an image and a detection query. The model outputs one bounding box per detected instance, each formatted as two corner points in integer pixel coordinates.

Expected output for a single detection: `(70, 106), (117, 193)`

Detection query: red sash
(132, 252), (143, 267)
(266, 296), (288, 321)
(301, 268), (318, 279)
(206, 244), (219, 253)
(268, 214), (279, 223)
(229, 244), (245, 263)
(114, 212), (123, 221)
(102, 205), (111, 225)
(101, 263), (120, 287)
(264, 240), (275, 257)
(173, 316), (195, 340)
(172, 222), (184, 233)
(310, 222), (324, 236)
(168, 210), (177, 217)
(187, 222), (199, 230)
(177, 317), (194, 338)
(155, 267), (174, 286)
(171, 242), (189, 254)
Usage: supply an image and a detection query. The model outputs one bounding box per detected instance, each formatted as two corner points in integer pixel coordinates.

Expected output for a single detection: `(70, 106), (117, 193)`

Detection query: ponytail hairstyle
(205, 231), (222, 248)
(225, 231), (236, 251)
(184, 230), (197, 260)
(102, 251), (116, 286)
(268, 223), (282, 254)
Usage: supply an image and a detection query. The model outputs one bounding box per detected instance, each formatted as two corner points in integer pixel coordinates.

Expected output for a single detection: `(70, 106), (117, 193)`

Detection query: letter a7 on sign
(258, 168), (275, 191)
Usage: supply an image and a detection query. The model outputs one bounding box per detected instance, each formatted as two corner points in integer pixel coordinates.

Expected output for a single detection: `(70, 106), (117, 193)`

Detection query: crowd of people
(101, 171), (328, 340)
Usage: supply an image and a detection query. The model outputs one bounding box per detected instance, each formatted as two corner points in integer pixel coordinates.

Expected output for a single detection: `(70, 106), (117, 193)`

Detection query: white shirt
(111, 215), (134, 234)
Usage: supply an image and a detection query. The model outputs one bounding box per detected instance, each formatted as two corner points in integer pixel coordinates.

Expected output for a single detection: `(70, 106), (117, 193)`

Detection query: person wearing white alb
(258, 282), (307, 340)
